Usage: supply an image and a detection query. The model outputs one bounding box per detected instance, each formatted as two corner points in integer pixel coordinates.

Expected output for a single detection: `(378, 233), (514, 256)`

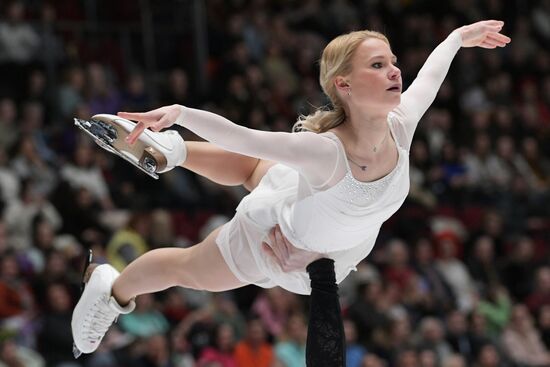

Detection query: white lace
(82, 295), (119, 343)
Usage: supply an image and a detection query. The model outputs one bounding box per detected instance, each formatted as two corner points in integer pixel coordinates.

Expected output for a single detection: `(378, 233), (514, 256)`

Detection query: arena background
(0, 1), (549, 366)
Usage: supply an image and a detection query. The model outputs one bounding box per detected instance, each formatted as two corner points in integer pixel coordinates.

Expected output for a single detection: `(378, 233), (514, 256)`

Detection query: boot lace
(82, 295), (119, 344)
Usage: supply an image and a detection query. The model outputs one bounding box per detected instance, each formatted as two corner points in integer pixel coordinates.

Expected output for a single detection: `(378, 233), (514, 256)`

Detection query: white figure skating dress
(177, 32), (463, 294)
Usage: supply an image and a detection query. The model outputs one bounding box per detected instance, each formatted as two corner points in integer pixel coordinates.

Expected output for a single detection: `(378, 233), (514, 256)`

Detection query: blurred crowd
(0, 0), (549, 366)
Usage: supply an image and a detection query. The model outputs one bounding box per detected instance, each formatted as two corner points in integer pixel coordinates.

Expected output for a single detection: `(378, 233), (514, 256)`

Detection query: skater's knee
(244, 159), (275, 191)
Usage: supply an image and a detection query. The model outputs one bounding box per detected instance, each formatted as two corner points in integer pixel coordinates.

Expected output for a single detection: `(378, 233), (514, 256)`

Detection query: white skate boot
(74, 113), (187, 179)
(71, 263), (136, 357)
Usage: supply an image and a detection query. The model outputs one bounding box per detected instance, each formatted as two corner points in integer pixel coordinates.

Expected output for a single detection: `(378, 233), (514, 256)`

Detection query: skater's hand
(456, 20), (511, 48)
(119, 104), (182, 145)
(262, 225), (322, 272)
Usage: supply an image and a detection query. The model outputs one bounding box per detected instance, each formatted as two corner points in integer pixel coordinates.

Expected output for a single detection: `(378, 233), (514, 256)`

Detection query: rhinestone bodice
(335, 152), (403, 207)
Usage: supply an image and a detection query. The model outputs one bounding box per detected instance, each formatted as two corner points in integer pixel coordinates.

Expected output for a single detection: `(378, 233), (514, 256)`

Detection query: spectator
(501, 304), (550, 366)
(417, 317), (453, 363)
(464, 132), (495, 197)
(274, 313), (307, 367)
(170, 323), (195, 366)
(60, 142), (113, 210)
(0, 2), (39, 64)
(57, 66), (85, 119)
(442, 354), (466, 367)
(521, 137), (550, 192)
(487, 135), (531, 191)
(418, 347), (438, 367)
(380, 315), (414, 362)
(133, 334), (172, 367)
(119, 294), (170, 338)
(159, 68), (196, 107)
(233, 315), (273, 367)
(161, 288), (191, 326)
(10, 135), (57, 197)
(3, 178), (61, 250)
(538, 305), (550, 350)
(468, 311), (493, 351)
(435, 235), (476, 312)
(476, 284), (512, 337)
(0, 98), (19, 151)
(349, 280), (391, 345)
(445, 310), (475, 362)
(0, 147), (19, 204)
(0, 1), (40, 99)
(252, 288), (299, 338)
(198, 322), (237, 367)
(467, 235), (500, 289)
(36, 283), (78, 367)
(121, 70), (153, 112)
(106, 212), (150, 272)
(344, 318), (367, 367)
(0, 335), (45, 367)
(211, 294), (246, 341)
(500, 236), (537, 301)
(525, 266), (550, 314)
(393, 347), (418, 367)
(360, 354), (387, 367)
(383, 239), (416, 292)
(413, 238), (456, 313)
(85, 63), (122, 115)
(0, 251), (35, 319)
(473, 343), (505, 367)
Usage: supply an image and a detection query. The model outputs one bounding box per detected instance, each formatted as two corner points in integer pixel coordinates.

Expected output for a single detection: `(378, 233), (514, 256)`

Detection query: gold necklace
(346, 128), (390, 171)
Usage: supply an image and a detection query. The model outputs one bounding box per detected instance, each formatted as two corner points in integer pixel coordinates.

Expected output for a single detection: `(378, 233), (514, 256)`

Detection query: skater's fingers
(275, 225), (290, 259)
(486, 33), (511, 46)
(263, 242), (291, 270)
(268, 227), (276, 244)
(268, 228), (286, 266)
(151, 115), (173, 132)
(118, 111), (159, 124)
(126, 122), (147, 145)
(262, 242), (276, 259)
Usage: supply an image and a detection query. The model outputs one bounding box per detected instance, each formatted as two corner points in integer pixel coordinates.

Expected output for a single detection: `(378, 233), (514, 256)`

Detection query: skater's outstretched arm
(120, 107), (339, 188)
(392, 20), (510, 147)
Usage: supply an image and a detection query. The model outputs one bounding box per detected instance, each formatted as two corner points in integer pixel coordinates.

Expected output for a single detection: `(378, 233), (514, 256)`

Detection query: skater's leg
(72, 226), (244, 355)
(111, 226), (245, 305)
(182, 141), (275, 191)
(82, 114), (275, 190)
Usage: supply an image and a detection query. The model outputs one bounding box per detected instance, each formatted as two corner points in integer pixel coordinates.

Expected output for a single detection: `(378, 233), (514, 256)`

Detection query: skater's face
(319, 30), (395, 115)
(338, 38), (402, 113)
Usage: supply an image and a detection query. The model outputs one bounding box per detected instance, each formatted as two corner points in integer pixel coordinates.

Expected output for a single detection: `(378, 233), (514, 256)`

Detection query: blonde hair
(293, 30), (390, 133)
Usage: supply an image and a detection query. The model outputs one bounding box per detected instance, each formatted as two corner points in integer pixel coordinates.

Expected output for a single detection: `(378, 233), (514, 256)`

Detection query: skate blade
(73, 343), (82, 359)
(74, 251), (93, 358)
(74, 118), (159, 180)
(73, 251), (99, 358)
(80, 249), (93, 294)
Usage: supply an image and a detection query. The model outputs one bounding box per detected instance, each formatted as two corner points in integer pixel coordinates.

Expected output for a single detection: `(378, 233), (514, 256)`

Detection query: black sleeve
(306, 258), (345, 367)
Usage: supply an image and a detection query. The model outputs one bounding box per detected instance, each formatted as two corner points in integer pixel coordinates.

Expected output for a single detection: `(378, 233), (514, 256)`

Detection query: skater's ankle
(113, 294), (133, 307)
(111, 284), (133, 307)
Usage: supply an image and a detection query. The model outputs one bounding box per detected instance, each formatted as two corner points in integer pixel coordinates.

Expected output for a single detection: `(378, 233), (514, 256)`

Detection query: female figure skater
(72, 21), (510, 366)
